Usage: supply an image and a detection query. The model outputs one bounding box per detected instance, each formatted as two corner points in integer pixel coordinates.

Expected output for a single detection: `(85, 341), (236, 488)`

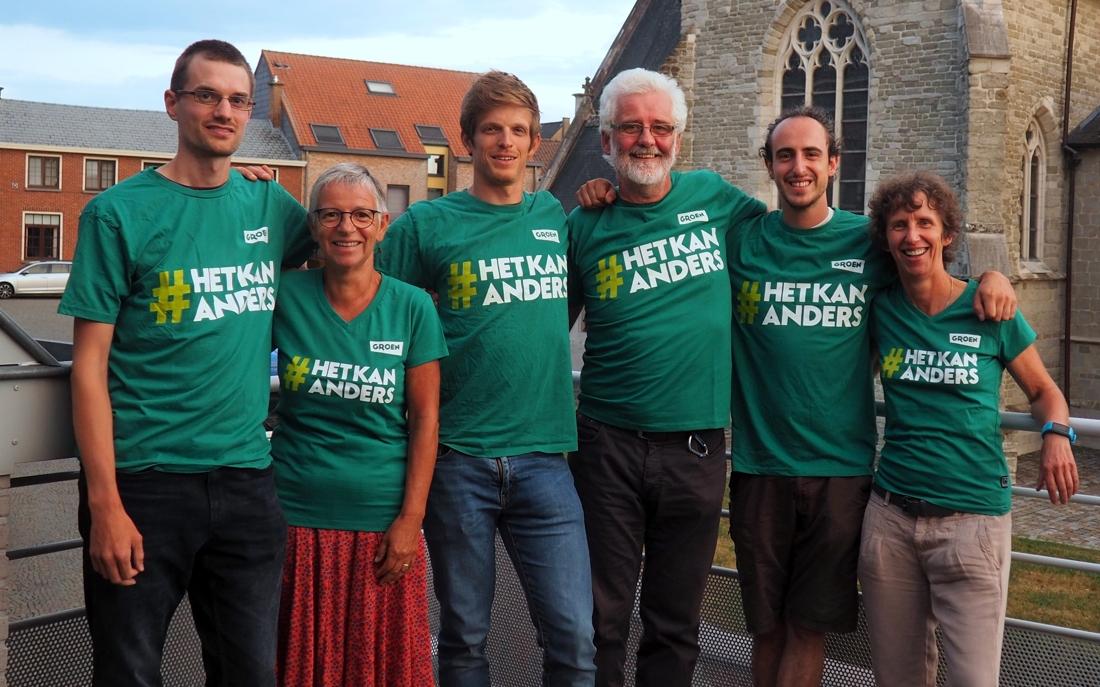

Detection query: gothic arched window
(777, 0), (870, 212)
(1020, 119), (1045, 261)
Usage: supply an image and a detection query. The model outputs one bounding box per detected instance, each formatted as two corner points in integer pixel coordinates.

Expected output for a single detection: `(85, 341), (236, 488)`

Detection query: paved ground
(1012, 445), (1100, 550)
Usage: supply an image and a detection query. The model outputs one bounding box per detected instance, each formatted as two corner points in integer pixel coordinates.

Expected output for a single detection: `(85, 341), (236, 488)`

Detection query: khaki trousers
(858, 490), (1011, 687)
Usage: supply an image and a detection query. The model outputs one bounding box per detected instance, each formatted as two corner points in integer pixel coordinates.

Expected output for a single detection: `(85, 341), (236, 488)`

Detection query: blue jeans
(78, 466), (287, 687)
(424, 449), (596, 687)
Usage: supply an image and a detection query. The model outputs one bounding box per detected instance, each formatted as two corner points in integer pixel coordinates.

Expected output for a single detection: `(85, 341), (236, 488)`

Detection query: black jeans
(78, 466), (288, 687)
(568, 414), (727, 687)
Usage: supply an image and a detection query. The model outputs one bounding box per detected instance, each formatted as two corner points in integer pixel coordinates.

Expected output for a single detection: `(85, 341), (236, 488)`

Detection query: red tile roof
(532, 137), (561, 165)
(261, 51), (478, 156)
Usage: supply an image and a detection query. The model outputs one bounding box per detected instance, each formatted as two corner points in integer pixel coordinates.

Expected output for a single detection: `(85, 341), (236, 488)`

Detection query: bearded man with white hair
(566, 68), (765, 687)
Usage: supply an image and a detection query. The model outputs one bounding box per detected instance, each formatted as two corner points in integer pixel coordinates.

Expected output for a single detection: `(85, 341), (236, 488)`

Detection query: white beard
(604, 139), (678, 187)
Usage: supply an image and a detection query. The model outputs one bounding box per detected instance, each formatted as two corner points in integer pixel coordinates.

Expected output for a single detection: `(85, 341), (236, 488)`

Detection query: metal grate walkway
(8, 534), (1100, 686)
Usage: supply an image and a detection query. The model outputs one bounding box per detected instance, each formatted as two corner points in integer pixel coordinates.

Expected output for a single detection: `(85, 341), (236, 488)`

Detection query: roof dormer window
(365, 80), (396, 96)
(415, 125), (448, 145)
(310, 124), (346, 147)
(370, 129), (405, 151)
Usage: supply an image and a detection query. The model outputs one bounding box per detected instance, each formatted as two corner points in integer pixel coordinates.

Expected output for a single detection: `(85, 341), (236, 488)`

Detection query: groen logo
(447, 261), (478, 309)
(595, 255), (624, 299)
(149, 270), (191, 324)
(370, 341), (404, 356)
(949, 333), (981, 348)
(831, 259), (865, 274)
(677, 210), (709, 225)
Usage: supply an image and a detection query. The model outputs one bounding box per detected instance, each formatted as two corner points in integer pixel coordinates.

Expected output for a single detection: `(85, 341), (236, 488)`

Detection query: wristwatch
(1041, 421), (1077, 444)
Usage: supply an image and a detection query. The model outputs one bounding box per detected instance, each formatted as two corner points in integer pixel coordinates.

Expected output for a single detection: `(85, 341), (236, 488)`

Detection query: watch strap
(1041, 421), (1077, 444)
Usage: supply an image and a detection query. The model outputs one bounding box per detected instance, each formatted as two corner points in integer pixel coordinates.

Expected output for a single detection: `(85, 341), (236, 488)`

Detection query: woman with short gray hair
(270, 162), (447, 686)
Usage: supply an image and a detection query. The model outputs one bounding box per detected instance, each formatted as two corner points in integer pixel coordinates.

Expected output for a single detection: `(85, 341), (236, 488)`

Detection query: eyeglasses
(313, 208), (380, 229)
(174, 89), (256, 111)
(609, 122), (678, 137)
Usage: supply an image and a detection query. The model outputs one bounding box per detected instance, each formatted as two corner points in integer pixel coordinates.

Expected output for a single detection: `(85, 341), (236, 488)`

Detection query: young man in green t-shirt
(60, 40), (313, 686)
(567, 68), (765, 687)
(726, 107), (1017, 687)
(375, 71), (596, 687)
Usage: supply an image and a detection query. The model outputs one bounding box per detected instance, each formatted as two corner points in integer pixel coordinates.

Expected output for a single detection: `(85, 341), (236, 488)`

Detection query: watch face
(1043, 422), (1076, 443)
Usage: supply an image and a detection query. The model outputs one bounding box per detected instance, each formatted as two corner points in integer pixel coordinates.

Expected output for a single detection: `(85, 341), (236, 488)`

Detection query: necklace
(938, 278), (957, 314)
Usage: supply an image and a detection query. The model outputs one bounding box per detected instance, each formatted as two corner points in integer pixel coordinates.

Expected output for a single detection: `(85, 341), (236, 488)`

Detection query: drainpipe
(1061, 0), (1079, 401)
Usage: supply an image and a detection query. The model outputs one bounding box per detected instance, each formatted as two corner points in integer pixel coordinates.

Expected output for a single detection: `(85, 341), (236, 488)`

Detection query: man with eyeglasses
(565, 68), (765, 687)
(60, 39), (313, 686)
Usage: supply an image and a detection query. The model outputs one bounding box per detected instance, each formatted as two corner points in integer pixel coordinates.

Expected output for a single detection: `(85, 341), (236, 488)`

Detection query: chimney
(269, 76), (284, 129)
(0, 87), (5, 99)
(561, 117), (570, 138)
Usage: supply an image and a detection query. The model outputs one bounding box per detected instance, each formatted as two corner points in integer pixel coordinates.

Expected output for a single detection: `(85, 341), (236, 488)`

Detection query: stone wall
(1071, 149), (1100, 410)
(1007, 278), (1069, 456)
(660, 32), (698, 173)
(680, 0), (777, 199)
(1066, 2), (1100, 413)
(1000, 1), (1067, 274)
(996, 1), (1100, 417)
(683, 0), (968, 207)
(1067, 1), (1100, 137)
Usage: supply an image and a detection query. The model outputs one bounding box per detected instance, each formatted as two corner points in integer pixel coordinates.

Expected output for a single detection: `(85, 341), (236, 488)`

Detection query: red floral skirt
(276, 527), (434, 687)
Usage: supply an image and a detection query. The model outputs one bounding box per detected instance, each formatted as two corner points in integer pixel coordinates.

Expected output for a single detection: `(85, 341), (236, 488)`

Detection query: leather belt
(636, 430), (693, 442)
(638, 430), (712, 457)
(872, 482), (959, 518)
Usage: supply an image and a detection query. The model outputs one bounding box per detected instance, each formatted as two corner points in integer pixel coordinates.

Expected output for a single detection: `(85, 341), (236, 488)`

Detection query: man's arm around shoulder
(377, 208), (431, 288)
(72, 318), (144, 586)
(973, 271), (1017, 322)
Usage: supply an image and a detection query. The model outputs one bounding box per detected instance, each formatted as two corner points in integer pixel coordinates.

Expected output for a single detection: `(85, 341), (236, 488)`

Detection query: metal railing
(4, 369), (1099, 685)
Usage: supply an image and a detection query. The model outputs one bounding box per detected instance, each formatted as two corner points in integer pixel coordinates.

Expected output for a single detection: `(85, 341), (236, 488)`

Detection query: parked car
(0, 261), (73, 298)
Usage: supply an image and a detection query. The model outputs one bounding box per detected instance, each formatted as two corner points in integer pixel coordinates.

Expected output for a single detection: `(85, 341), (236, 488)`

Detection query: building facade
(0, 99), (304, 273)
(252, 51), (547, 218)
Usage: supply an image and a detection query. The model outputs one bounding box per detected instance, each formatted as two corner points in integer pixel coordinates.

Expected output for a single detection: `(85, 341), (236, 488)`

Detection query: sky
(0, 0), (636, 122)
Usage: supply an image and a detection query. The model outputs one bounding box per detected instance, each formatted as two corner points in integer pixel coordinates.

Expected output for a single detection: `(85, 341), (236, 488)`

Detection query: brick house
(0, 98), (305, 272)
(545, 0), (1100, 453)
(252, 51), (550, 218)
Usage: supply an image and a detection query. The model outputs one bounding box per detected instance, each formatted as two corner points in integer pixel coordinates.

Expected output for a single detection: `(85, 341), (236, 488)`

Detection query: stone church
(544, 0), (1100, 455)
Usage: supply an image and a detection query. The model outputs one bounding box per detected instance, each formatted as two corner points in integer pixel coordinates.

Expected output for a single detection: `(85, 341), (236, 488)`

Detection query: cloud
(0, 24), (178, 85)
(0, 2), (631, 120)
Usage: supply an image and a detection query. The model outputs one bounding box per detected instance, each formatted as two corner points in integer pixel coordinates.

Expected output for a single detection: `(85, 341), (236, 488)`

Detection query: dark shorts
(727, 472), (872, 635)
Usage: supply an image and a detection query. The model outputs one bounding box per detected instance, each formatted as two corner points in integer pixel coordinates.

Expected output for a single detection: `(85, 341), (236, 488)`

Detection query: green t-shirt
(728, 209), (895, 476)
(567, 170), (766, 431)
(871, 280), (1035, 515)
(59, 169), (312, 472)
(375, 190), (576, 457)
(270, 270), (448, 531)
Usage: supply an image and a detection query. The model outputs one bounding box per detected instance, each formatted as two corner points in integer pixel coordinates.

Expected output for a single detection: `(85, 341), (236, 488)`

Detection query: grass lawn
(711, 501), (1100, 632)
(1008, 536), (1100, 632)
